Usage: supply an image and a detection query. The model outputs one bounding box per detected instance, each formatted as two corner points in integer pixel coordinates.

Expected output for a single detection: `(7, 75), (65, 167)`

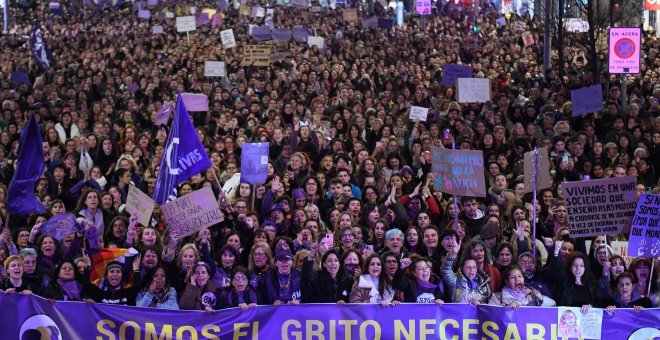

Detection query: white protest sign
(161, 187), (223, 238)
(221, 29), (237, 49)
(165, 11), (174, 18)
(125, 185), (155, 227)
(204, 61), (226, 77)
(189, 6), (197, 14)
(176, 16), (196, 32)
(254, 6), (265, 17)
(456, 78), (491, 103)
(307, 36), (324, 49)
(152, 25), (164, 34)
(564, 176), (637, 237)
(409, 106), (429, 122)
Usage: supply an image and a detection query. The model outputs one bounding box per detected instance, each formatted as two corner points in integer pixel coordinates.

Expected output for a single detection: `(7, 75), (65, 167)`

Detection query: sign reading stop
(609, 27), (641, 74)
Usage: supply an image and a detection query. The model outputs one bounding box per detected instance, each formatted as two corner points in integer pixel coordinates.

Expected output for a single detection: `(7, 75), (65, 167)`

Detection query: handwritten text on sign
(161, 186), (222, 238)
(564, 176), (637, 237)
(432, 147), (486, 197)
(628, 194), (660, 258)
(125, 185), (155, 227)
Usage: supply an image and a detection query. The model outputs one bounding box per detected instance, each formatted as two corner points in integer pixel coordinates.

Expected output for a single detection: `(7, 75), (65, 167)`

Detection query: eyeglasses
(341, 234), (354, 239)
(519, 259), (535, 266)
(253, 252), (266, 258)
(233, 275), (248, 282)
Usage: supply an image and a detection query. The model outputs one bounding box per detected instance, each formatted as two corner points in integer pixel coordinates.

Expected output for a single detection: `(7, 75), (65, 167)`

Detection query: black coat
(301, 259), (353, 303)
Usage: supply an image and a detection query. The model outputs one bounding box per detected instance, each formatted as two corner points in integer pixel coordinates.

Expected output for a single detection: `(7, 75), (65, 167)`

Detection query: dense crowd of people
(0, 0), (659, 317)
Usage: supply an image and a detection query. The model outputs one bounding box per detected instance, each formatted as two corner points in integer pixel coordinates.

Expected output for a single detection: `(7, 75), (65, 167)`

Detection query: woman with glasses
(217, 266), (258, 311)
(393, 257), (445, 304)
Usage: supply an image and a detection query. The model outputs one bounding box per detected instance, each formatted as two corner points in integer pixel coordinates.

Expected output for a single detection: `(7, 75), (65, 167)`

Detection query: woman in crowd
(179, 261), (217, 311)
(441, 238), (492, 305)
(135, 264), (179, 309)
(393, 256), (445, 304)
(350, 254), (398, 306)
(489, 265), (556, 309)
(302, 245), (353, 304)
(217, 266), (259, 310)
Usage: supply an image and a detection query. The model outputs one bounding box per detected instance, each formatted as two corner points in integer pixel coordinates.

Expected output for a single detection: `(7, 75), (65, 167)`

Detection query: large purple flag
(8, 114), (46, 215)
(40, 214), (82, 240)
(155, 101), (173, 126)
(152, 94), (212, 204)
(31, 20), (52, 73)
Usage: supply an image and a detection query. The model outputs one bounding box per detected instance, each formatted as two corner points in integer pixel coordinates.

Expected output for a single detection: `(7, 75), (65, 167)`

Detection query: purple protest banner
(40, 213), (82, 240)
(132, 1), (145, 11)
(271, 28), (292, 40)
(251, 26), (272, 41)
(441, 64), (473, 86)
(138, 9), (151, 19)
(195, 12), (209, 25)
(1, 295), (658, 339)
(293, 27), (310, 42)
(147, 0), (158, 6)
(155, 101), (173, 125)
(240, 143), (270, 184)
(564, 176), (637, 237)
(432, 147), (486, 197)
(11, 71), (31, 86)
(571, 84), (603, 116)
(181, 93), (209, 111)
(628, 194), (660, 257)
(378, 17), (393, 29)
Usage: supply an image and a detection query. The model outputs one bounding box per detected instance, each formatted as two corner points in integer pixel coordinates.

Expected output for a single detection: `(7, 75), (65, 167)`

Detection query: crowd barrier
(1, 294), (658, 339)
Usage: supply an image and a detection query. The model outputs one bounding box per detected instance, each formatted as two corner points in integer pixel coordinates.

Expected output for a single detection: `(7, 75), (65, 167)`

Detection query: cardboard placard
(270, 39), (292, 62)
(125, 185), (155, 227)
(432, 147), (486, 197)
(564, 176), (637, 237)
(241, 43), (272, 67)
(523, 148), (551, 193)
(343, 8), (357, 22)
(162, 187), (222, 238)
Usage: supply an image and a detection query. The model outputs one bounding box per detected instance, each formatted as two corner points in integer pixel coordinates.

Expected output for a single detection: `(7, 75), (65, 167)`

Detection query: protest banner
(270, 39), (291, 62)
(161, 186), (222, 238)
(343, 8), (357, 22)
(125, 185), (155, 227)
(361, 16), (378, 29)
(293, 27), (310, 43)
(557, 307), (603, 339)
(241, 43), (272, 67)
(195, 12), (209, 26)
(628, 194), (660, 258)
(564, 176), (637, 237)
(4, 295), (656, 340)
(175, 16), (196, 32)
(523, 148), (550, 193)
(271, 28), (292, 40)
(151, 25), (164, 34)
(409, 106), (429, 122)
(307, 36), (324, 49)
(138, 9), (151, 19)
(456, 78), (491, 103)
(220, 29), (237, 49)
(432, 147), (486, 197)
(571, 84), (603, 116)
(240, 143), (270, 185)
(441, 64), (473, 86)
(40, 214), (81, 240)
(415, 0), (430, 15)
(522, 31), (534, 47)
(204, 61), (226, 77)
(10, 72), (31, 86)
(180, 93), (209, 111)
(250, 26), (272, 41)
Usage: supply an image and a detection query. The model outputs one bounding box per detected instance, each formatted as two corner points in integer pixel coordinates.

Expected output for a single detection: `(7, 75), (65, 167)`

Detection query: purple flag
(152, 94), (212, 204)
(132, 1), (145, 11)
(195, 12), (209, 25)
(11, 72), (31, 86)
(181, 93), (209, 111)
(31, 20), (52, 73)
(251, 26), (272, 41)
(147, 0), (158, 6)
(49, 2), (64, 15)
(128, 83), (139, 95)
(40, 214), (82, 240)
(138, 9), (151, 19)
(378, 17), (393, 29)
(155, 101), (173, 126)
(293, 27), (310, 43)
(271, 28), (291, 40)
(8, 114), (46, 215)
(211, 13), (223, 26)
(240, 143), (270, 184)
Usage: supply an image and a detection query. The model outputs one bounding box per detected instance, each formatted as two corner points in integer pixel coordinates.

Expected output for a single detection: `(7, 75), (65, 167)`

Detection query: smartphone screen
(325, 234), (334, 247)
(551, 198), (558, 208)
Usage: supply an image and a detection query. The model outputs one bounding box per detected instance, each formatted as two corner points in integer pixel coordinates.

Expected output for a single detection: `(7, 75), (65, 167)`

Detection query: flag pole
(648, 258), (655, 297)
(532, 147), (537, 257)
(452, 139), (458, 231)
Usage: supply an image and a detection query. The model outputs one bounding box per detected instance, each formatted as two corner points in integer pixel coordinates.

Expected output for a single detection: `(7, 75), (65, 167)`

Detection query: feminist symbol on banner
(614, 38), (635, 59)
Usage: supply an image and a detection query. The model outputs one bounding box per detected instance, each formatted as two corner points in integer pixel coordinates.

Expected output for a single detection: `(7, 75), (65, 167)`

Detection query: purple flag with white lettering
(31, 20), (52, 73)
(8, 114), (46, 215)
(153, 93), (212, 204)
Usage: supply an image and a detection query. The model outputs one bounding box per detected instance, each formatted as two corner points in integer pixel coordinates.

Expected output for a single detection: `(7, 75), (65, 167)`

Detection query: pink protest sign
(608, 27), (641, 74)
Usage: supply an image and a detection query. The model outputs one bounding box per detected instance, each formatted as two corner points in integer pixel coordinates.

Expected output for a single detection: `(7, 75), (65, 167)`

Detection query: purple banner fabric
(240, 142), (270, 184)
(155, 101), (173, 126)
(40, 213), (82, 240)
(271, 28), (292, 40)
(8, 114), (46, 215)
(1, 295), (659, 339)
(250, 26), (272, 41)
(293, 27), (310, 43)
(11, 71), (31, 86)
(31, 20), (52, 72)
(181, 93), (209, 112)
(441, 64), (473, 86)
(571, 84), (603, 116)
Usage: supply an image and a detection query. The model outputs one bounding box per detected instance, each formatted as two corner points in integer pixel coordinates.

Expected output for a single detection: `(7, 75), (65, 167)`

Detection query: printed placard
(628, 194), (660, 258)
(456, 78), (491, 103)
(176, 16), (196, 32)
(162, 187), (222, 238)
(432, 147), (486, 197)
(307, 36), (324, 49)
(409, 106), (429, 122)
(609, 27), (641, 74)
(125, 185), (155, 227)
(221, 29), (237, 49)
(204, 61), (226, 77)
(564, 176), (637, 237)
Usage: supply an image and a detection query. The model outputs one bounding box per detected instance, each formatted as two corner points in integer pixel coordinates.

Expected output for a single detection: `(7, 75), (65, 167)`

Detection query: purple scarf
(57, 279), (82, 300)
(504, 286), (527, 301)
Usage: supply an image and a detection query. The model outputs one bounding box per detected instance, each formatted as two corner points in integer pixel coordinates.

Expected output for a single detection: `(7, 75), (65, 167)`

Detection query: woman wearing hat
(82, 254), (142, 305)
(179, 259), (217, 312)
(257, 244), (302, 305)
